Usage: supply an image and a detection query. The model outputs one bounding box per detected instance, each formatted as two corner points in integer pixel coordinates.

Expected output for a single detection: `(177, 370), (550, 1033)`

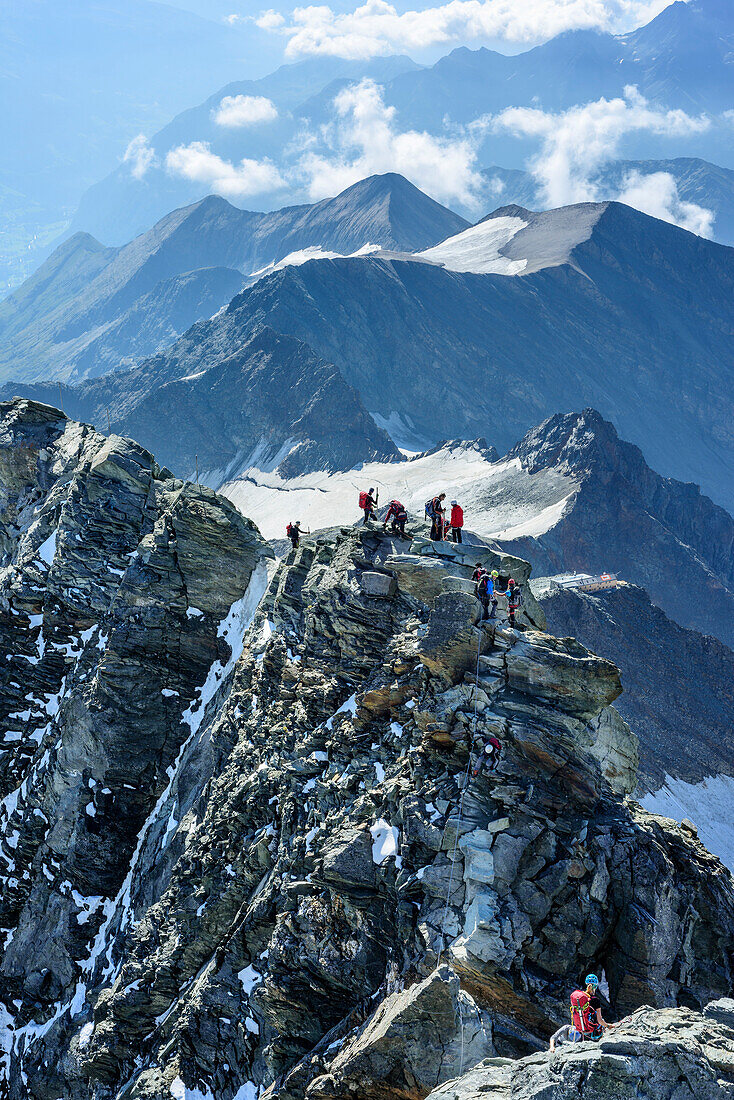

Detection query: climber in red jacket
(450, 500), (464, 543)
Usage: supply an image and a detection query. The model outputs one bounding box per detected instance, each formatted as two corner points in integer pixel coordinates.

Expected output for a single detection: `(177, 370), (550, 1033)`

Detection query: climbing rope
(436, 621), (485, 968)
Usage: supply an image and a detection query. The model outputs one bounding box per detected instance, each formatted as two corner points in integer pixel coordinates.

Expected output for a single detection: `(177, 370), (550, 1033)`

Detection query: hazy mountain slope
(0, 175), (465, 383)
(113, 200), (734, 509)
(117, 325), (401, 478)
(70, 56), (421, 247)
(0, 0), (282, 291)
(67, 267), (248, 378)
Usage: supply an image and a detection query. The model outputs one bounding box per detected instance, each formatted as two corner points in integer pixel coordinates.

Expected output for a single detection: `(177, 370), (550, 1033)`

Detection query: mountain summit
(0, 175), (467, 384)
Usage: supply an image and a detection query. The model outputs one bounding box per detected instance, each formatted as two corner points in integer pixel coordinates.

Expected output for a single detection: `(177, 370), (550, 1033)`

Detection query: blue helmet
(585, 974), (599, 988)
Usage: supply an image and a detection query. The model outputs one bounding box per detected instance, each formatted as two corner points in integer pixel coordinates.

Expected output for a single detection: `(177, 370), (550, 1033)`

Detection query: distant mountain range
(66, 0), (734, 249)
(387, 0), (733, 125)
(0, 175), (466, 383)
(485, 157), (734, 247)
(0, 0), (302, 292)
(4, 191), (732, 516)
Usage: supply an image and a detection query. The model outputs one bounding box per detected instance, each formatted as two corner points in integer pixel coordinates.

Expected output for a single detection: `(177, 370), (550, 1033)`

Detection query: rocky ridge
(1, 400), (733, 1100)
(538, 582), (734, 793)
(427, 999), (734, 1100)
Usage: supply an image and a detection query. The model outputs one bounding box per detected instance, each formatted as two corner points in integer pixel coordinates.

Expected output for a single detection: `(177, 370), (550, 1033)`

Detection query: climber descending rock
(472, 735), (502, 777)
(382, 499), (410, 539)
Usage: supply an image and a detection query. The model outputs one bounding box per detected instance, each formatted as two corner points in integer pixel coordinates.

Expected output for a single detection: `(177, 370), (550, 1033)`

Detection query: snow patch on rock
(641, 773), (734, 872)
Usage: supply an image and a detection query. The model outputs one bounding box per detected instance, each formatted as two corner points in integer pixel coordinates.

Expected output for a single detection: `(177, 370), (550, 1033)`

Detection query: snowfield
(417, 216), (528, 275)
(219, 440), (579, 542)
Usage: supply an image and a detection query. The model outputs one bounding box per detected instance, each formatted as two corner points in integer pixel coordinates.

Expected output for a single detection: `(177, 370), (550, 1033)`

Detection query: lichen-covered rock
(425, 1001), (734, 1099)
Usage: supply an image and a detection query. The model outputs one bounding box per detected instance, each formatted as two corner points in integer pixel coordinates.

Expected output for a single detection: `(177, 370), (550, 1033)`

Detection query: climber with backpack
(477, 571), (496, 621)
(472, 735), (502, 777)
(424, 493), (446, 540)
(569, 975), (613, 1042)
(383, 499), (408, 538)
(584, 974), (613, 1036)
(472, 563), (486, 596)
(359, 488), (378, 525)
(286, 521), (302, 549)
(507, 578), (523, 627)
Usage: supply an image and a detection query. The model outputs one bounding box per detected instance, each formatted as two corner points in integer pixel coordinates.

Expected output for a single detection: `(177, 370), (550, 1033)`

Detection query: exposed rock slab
(306, 966), (493, 1099)
(426, 1001), (734, 1099)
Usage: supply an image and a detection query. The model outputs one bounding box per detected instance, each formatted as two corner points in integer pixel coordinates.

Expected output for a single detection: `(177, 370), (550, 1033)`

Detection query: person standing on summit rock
(286, 521), (302, 549)
(426, 493), (446, 540)
(359, 487), (377, 525)
(450, 500), (464, 543)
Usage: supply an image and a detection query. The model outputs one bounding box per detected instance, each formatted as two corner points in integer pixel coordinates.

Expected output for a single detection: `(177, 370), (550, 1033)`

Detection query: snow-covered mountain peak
(416, 215), (529, 274)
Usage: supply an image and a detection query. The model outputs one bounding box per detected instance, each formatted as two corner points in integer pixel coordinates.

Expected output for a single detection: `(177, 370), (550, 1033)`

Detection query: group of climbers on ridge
(473, 563), (523, 626)
(359, 488), (465, 542)
(287, 489), (526, 626)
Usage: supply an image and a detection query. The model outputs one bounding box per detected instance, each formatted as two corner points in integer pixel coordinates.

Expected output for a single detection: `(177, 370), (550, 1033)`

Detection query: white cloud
(260, 0), (671, 59)
(492, 86), (710, 208)
(616, 170), (714, 237)
(123, 134), (157, 179)
(165, 142), (286, 199)
(298, 79), (482, 209)
(213, 94), (278, 127)
(255, 9), (286, 29)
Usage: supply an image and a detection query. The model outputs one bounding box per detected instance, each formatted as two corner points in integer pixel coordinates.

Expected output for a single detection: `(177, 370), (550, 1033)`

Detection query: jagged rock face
(1, 408), (733, 1100)
(538, 582), (734, 792)
(302, 966), (493, 1100)
(0, 400), (271, 1087)
(426, 999), (734, 1099)
(500, 408), (734, 648)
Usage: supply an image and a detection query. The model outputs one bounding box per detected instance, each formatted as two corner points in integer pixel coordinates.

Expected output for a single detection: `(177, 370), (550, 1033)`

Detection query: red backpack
(286, 524), (294, 537)
(358, 491), (369, 509)
(570, 990), (595, 1034)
